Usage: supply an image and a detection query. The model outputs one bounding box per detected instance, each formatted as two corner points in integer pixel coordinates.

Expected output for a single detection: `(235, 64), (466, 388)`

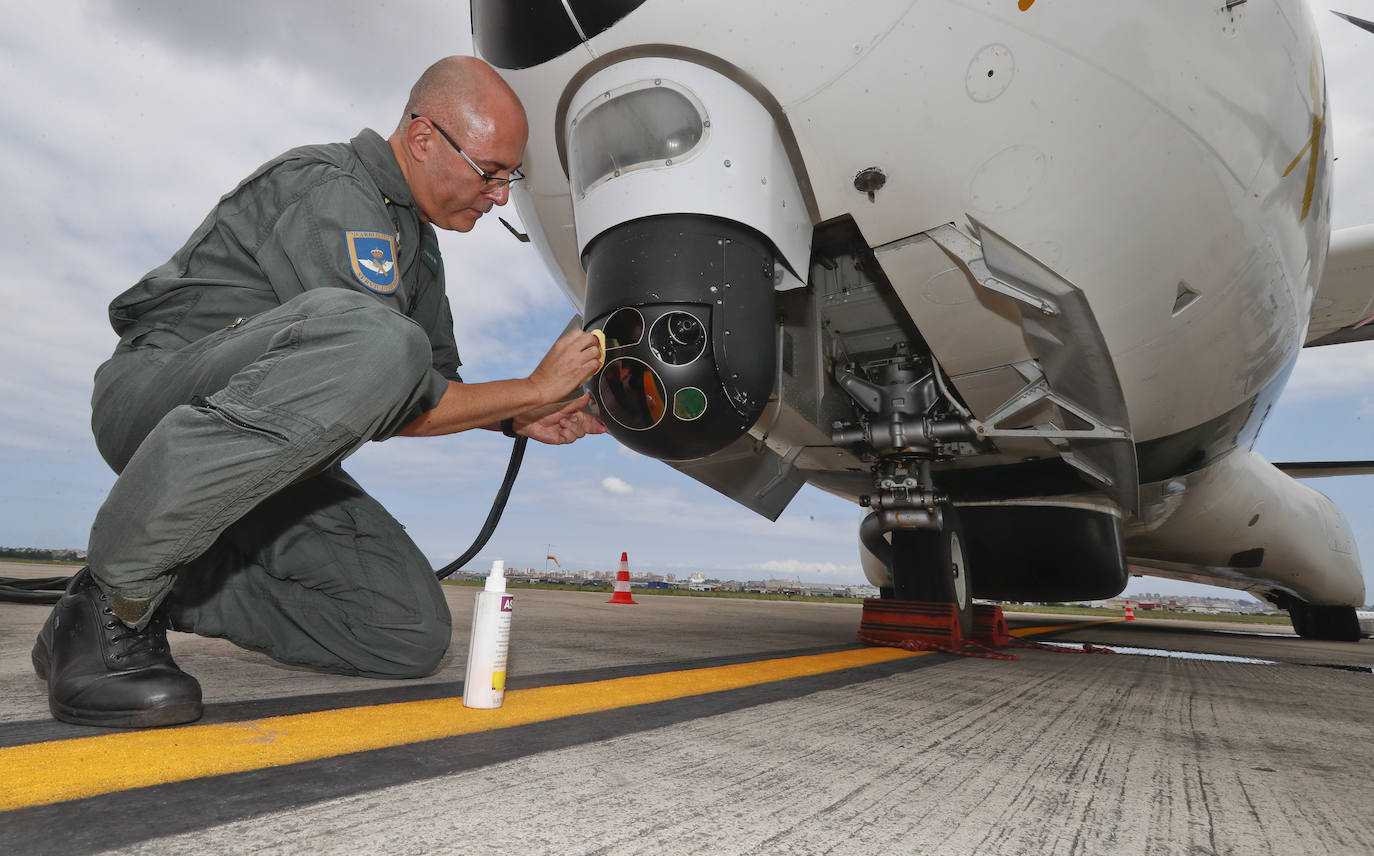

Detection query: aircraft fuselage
(475, 0), (1363, 619)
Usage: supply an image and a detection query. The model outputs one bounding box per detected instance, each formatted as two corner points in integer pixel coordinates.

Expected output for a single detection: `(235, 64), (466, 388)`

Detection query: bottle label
(490, 608), (511, 693)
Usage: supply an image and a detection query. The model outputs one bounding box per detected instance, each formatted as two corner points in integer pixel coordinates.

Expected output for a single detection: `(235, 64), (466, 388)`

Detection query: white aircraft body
(472, 0), (1374, 640)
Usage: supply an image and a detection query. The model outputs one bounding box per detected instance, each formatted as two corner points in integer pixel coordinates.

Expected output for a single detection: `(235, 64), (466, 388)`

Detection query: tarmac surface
(2, 561), (1372, 855)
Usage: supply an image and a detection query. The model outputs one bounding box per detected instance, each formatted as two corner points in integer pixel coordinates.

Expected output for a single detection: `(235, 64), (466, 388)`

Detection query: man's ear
(406, 117), (433, 162)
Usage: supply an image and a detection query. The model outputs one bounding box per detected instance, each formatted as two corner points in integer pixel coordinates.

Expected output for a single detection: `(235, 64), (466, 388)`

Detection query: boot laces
(98, 596), (168, 662)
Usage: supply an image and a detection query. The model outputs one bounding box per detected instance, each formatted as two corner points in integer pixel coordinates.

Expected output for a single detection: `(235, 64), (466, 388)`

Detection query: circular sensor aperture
(673, 387), (708, 421)
(598, 357), (667, 430)
(601, 306), (645, 350)
(649, 311), (706, 365)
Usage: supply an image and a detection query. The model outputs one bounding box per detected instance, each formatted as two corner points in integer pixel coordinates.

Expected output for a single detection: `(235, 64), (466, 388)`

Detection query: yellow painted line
(0, 646), (919, 812)
(1010, 618), (1123, 637)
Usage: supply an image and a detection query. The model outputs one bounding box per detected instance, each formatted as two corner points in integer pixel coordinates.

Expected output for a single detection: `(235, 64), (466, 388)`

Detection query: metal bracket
(924, 224), (1059, 317)
(924, 219), (1139, 514)
(669, 433), (806, 521)
(756, 444), (805, 498)
(973, 367), (1130, 444)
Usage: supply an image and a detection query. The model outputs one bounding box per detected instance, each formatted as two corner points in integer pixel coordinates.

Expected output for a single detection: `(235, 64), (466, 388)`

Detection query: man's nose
(484, 182), (512, 205)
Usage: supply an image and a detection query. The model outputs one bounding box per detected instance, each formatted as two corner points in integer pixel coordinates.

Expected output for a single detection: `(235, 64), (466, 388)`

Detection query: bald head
(400, 56), (526, 142)
(389, 56), (529, 233)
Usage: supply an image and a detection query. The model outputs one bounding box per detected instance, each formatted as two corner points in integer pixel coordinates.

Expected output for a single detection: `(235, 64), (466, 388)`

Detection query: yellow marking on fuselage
(1281, 52), (1327, 222)
(1019, 0), (1035, 10)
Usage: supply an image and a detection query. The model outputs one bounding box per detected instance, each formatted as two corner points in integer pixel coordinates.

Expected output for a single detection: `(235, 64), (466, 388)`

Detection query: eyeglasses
(411, 113), (525, 190)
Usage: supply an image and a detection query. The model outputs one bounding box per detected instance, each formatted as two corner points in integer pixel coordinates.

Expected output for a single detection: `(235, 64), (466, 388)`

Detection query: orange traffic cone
(607, 552), (638, 604)
(1124, 600), (1136, 621)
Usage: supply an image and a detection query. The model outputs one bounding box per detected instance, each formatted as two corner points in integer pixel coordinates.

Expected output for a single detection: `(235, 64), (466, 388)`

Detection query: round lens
(601, 307), (644, 349)
(673, 387), (708, 421)
(648, 311), (706, 365)
(598, 357), (667, 430)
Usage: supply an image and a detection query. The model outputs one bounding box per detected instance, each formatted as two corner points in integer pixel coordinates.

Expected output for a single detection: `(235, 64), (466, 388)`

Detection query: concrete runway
(2, 561), (1372, 855)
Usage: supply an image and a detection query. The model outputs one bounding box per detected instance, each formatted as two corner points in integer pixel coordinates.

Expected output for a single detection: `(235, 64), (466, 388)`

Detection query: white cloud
(559, 477), (848, 545)
(0, 1), (483, 456)
(742, 559), (861, 579)
(601, 476), (635, 495)
(1282, 341), (1374, 401)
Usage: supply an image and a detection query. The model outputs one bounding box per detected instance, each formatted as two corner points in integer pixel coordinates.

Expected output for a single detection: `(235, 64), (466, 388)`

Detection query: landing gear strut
(837, 352), (978, 638)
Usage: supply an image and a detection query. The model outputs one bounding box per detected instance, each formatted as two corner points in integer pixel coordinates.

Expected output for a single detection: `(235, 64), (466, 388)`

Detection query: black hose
(435, 435), (527, 580)
(0, 435), (528, 603)
(0, 575), (71, 604)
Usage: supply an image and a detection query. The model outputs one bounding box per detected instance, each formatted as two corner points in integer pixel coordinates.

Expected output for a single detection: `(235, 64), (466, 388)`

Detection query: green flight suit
(86, 129), (460, 678)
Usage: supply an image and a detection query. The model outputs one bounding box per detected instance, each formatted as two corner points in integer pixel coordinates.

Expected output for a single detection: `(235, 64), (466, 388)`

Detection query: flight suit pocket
(226, 472), (443, 628)
(335, 499), (433, 625)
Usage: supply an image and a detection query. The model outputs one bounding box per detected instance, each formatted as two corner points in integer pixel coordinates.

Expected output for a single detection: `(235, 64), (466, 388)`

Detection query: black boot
(32, 568), (202, 728)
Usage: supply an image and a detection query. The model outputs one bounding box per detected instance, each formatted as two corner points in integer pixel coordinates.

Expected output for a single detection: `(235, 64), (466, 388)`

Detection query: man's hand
(528, 330), (603, 405)
(396, 331), (604, 439)
(512, 393), (606, 445)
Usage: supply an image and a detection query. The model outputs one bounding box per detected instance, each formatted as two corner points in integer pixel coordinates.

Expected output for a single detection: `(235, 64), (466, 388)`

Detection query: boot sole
(49, 697), (204, 729)
(32, 646), (49, 680)
(32, 618), (52, 679)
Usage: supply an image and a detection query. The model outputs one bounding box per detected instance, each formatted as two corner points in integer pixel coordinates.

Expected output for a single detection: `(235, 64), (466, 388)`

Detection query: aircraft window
(569, 83), (705, 195)
(673, 387), (708, 421)
(601, 306), (644, 349)
(648, 311), (706, 365)
(598, 357), (667, 430)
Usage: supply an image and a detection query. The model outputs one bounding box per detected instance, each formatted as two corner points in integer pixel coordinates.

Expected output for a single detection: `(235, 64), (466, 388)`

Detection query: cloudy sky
(1, 2), (1372, 603)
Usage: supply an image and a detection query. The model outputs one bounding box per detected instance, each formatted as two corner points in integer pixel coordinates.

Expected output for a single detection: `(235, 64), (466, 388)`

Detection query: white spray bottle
(462, 559), (513, 709)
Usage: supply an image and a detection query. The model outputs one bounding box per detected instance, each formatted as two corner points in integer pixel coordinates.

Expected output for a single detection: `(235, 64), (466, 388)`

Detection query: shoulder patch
(344, 230), (398, 294)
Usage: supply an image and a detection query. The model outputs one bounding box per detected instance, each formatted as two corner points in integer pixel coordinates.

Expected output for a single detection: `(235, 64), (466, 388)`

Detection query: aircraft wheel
(887, 503), (973, 638)
(1287, 603), (1311, 637)
(1289, 602), (1362, 642)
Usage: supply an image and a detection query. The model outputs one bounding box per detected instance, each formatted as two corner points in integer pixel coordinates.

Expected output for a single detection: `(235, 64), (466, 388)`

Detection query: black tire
(1289, 602), (1362, 642)
(887, 503), (973, 638)
(1288, 603), (1311, 638)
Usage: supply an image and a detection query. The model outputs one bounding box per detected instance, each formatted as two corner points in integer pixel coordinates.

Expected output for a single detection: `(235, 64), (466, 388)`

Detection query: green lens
(673, 387), (708, 421)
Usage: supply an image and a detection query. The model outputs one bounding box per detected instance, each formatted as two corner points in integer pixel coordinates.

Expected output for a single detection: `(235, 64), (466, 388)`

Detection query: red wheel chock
(858, 600), (1016, 659)
(859, 598), (964, 645)
(859, 600), (1115, 659)
(972, 603), (1012, 647)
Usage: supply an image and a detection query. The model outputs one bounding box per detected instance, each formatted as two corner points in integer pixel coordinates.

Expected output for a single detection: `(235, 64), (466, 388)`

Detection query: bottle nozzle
(485, 559), (507, 592)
